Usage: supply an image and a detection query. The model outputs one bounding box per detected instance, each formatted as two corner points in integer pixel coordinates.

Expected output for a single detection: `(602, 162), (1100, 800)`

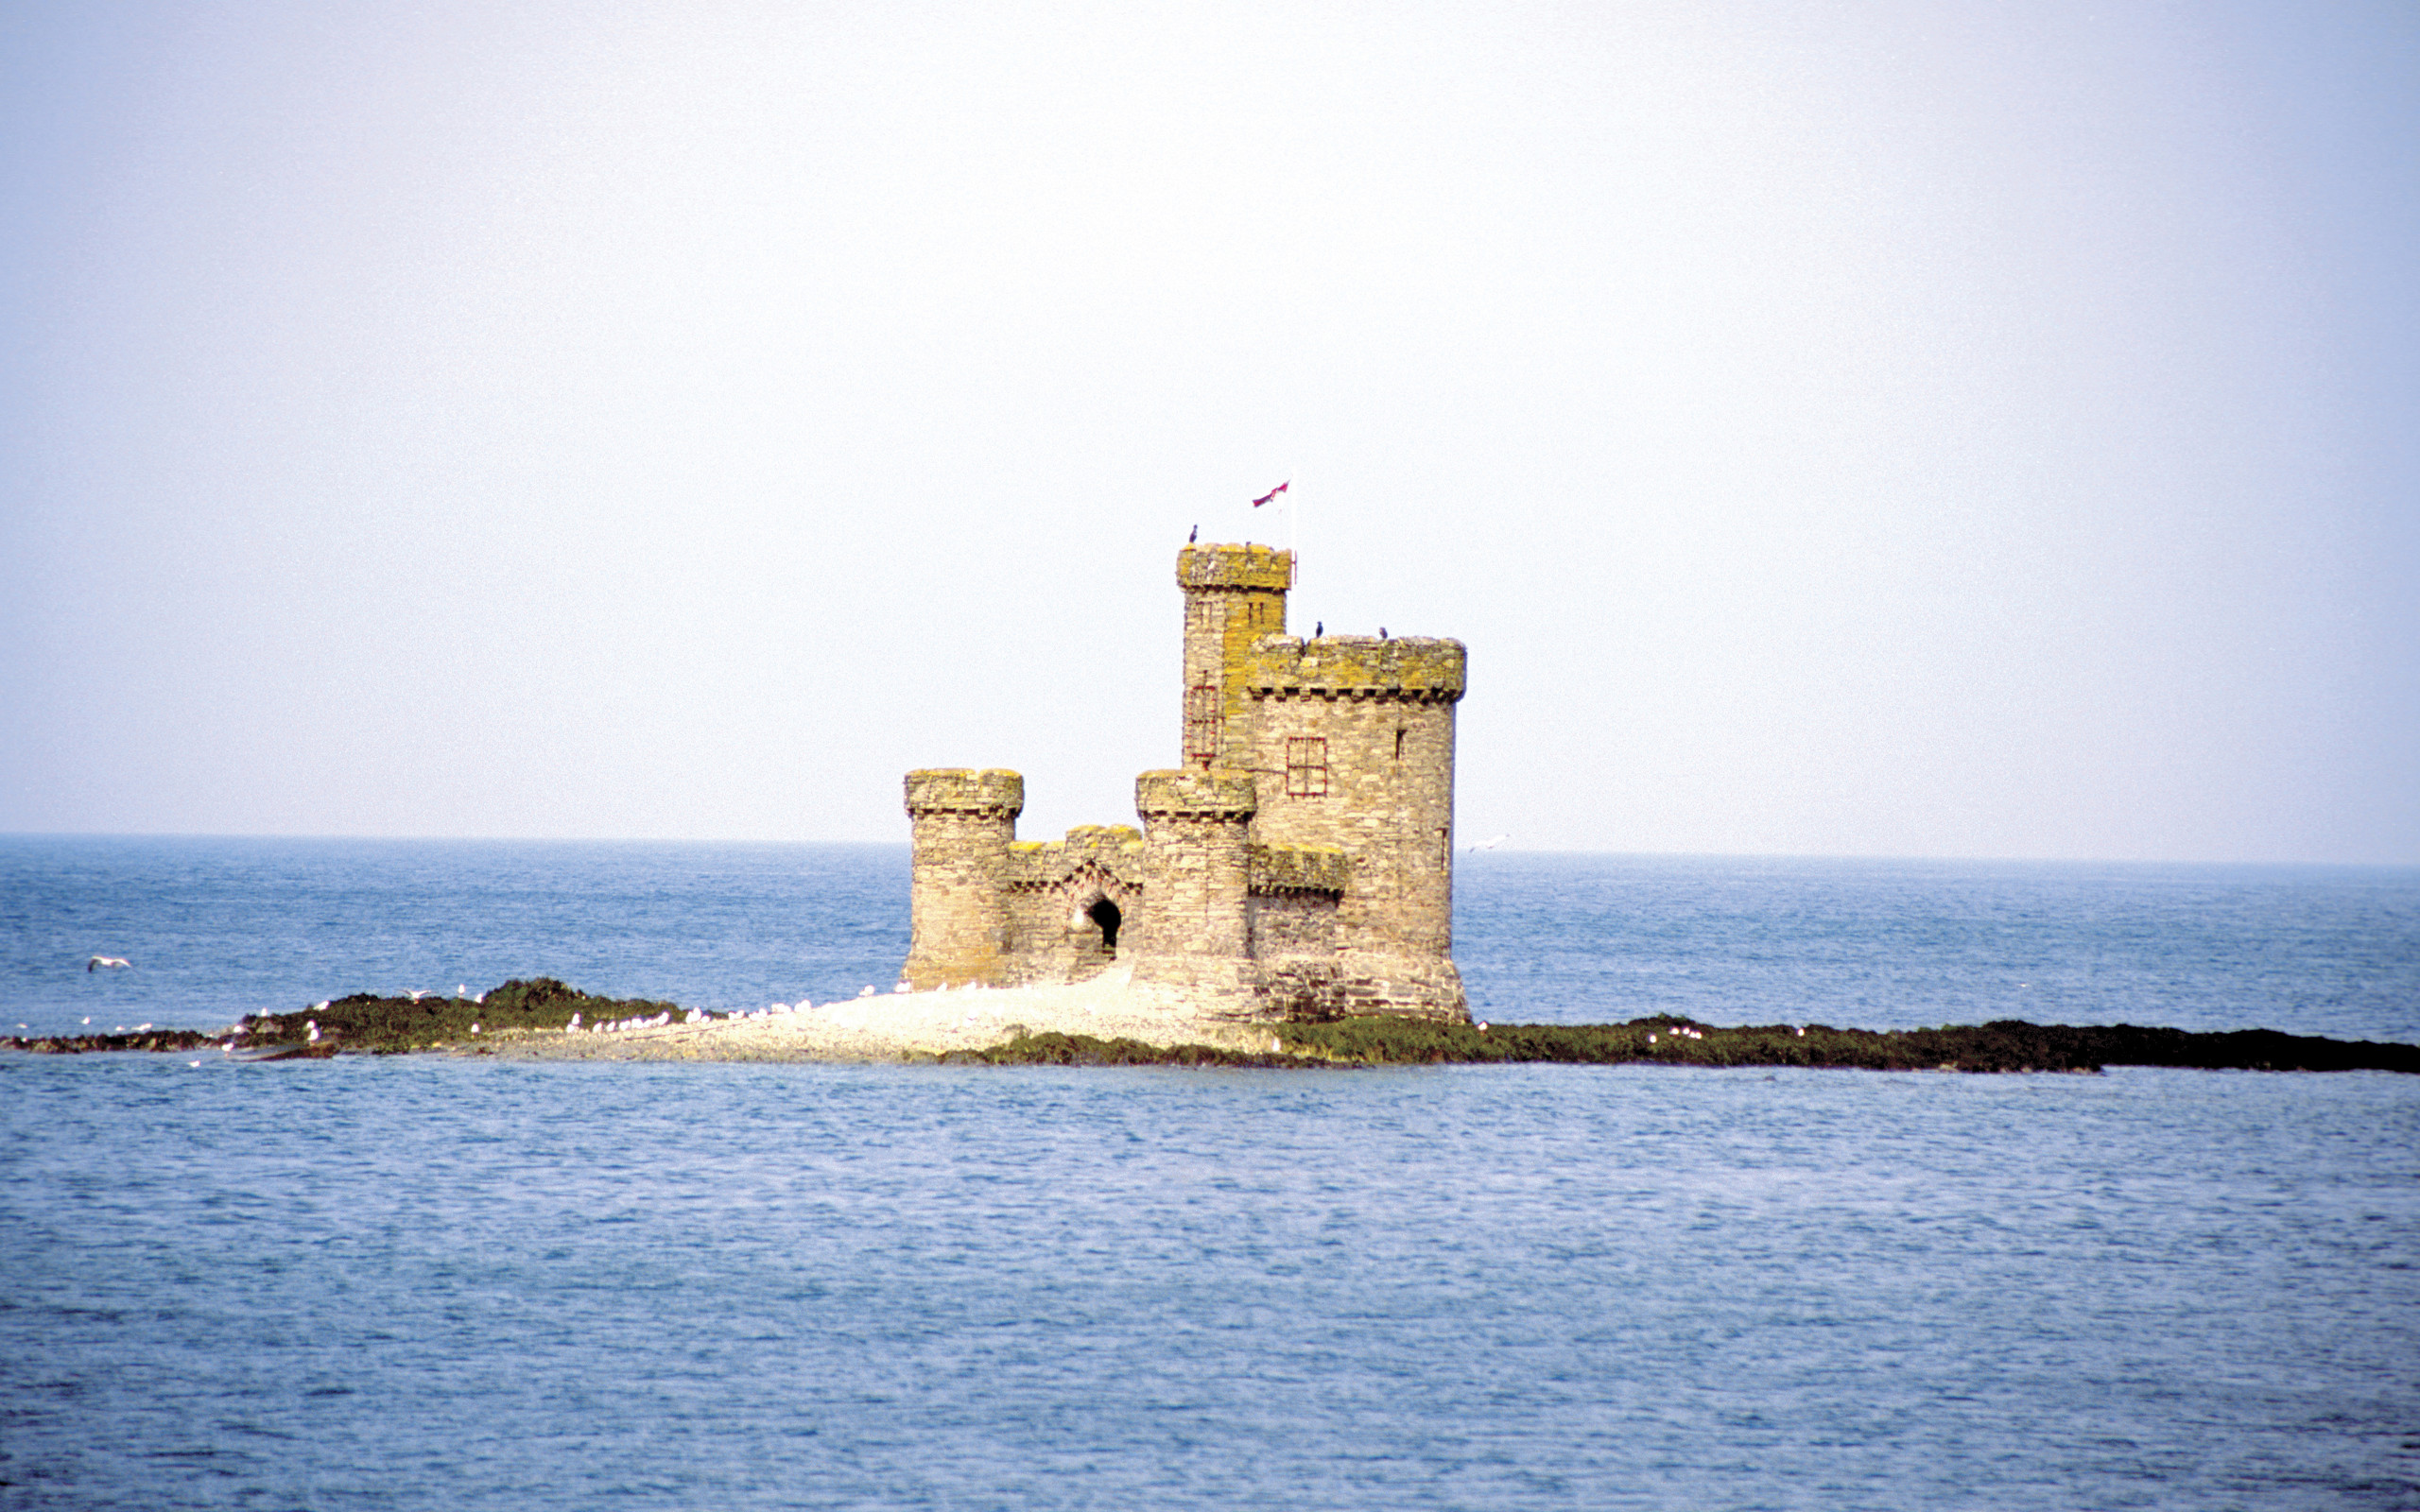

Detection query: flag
(1252, 481), (1289, 507)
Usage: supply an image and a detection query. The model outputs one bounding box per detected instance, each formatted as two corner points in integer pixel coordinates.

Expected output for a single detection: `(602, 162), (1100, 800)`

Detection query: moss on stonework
(1249, 843), (1350, 893)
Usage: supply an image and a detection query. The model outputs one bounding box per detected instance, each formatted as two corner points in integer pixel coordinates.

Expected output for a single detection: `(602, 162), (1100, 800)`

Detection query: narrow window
(1394, 728), (1406, 762)
(1286, 736), (1329, 798)
(1184, 683), (1220, 767)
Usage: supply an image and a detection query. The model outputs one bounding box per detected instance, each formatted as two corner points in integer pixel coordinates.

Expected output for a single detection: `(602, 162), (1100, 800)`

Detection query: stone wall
(1238, 635), (1468, 1020)
(1129, 767), (1257, 993)
(902, 768), (1025, 990)
(1177, 543), (1292, 769)
(1248, 891), (1340, 957)
(1004, 825), (1147, 984)
(1245, 842), (1347, 990)
(1248, 842), (1349, 895)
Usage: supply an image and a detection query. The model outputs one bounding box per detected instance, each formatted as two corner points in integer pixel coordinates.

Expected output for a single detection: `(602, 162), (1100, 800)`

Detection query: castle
(902, 542), (1469, 1022)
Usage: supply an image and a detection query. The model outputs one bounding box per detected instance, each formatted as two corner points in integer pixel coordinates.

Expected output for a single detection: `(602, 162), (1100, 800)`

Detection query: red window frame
(1285, 736), (1329, 798)
(1184, 683), (1220, 767)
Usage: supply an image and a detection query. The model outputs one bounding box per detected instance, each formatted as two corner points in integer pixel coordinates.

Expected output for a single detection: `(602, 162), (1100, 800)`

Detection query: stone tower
(901, 541), (1469, 1022)
(901, 768), (1024, 989)
(1176, 543), (1293, 769)
(1234, 632), (1466, 1017)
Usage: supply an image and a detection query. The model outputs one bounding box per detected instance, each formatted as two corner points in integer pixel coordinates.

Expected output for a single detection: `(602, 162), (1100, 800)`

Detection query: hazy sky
(4, 1), (2414, 862)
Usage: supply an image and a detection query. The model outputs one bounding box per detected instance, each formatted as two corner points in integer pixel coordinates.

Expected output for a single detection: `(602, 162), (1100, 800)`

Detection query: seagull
(87, 955), (131, 971)
(1314, 621), (1322, 637)
(1378, 627), (1389, 640)
(1188, 524), (1198, 542)
(405, 989), (435, 1002)
(1464, 834), (1509, 853)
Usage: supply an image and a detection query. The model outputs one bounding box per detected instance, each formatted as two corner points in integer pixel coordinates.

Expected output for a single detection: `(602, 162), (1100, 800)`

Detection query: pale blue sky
(3, 0), (2414, 862)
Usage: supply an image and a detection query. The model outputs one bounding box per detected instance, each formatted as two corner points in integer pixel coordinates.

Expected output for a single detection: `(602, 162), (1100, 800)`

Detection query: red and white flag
(1252, 480), (1289, 507)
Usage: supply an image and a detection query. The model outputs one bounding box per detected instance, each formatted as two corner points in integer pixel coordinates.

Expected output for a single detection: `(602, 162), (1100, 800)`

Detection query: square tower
(1175, 543), (1292, 769)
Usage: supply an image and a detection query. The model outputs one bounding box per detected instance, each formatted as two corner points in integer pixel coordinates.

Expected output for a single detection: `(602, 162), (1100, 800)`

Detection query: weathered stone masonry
(903, 542), (1469, 1022)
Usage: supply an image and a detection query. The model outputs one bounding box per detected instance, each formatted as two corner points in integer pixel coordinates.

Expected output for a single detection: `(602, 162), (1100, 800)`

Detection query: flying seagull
(87, 955), (130, 971)
(1252, 481), (1289, 507)
(1464, 834), (1509, 853)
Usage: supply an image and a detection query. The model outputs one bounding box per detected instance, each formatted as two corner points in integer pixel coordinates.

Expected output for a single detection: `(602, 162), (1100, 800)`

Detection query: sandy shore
(475, 968), (1278, 1063)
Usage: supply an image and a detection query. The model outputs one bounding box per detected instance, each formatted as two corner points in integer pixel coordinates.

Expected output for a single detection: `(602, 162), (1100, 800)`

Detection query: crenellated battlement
(1136, 768), (1257, 821)
(1250, 843), (1349, 895)
(1242, 635), (1467, 703)
(1177, 541), (1295, 592)
(1007, 826), (1147, 890)
(904, 768), (1025, 818)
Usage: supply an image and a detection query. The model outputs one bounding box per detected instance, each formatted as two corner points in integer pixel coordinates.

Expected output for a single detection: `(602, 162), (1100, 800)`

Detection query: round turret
(902, 768), (1025, 989)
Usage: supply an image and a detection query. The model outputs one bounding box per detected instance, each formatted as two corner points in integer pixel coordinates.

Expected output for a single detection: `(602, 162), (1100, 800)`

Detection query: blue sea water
(4, 839), (2417, 1509)
(5, 839), (2414, 1041)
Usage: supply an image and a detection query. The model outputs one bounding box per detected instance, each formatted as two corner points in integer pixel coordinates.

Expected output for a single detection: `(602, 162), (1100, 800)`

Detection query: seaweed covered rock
(4, 1027), (218, 1056)
(224, 979), (690, 1055)
(1271, 1016), (2420, 1074)
(940, 1031), (1315, 1068)
(3, 977), (708, 1057)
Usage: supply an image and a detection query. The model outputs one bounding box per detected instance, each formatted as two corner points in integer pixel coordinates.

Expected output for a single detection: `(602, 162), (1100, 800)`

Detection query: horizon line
(1, 830), (2412, 871)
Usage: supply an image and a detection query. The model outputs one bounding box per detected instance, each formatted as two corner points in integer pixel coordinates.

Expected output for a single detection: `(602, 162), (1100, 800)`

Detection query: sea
(3, 836), (2416, 1510)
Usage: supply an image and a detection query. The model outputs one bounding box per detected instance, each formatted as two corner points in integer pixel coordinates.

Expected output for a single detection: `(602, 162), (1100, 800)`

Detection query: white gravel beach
(478, 967), (1277, 1062)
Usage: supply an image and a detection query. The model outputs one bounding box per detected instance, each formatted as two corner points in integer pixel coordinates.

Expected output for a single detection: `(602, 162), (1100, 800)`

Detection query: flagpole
(1289, 476), (1299, 579)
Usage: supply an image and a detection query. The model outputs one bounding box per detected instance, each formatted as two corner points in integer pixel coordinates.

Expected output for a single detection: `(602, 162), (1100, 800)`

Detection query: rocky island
(9, 975), (2414, 1074)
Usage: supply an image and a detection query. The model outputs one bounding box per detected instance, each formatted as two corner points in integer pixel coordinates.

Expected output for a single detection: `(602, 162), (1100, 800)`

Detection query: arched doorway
(1085, 897), (1122, 955)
